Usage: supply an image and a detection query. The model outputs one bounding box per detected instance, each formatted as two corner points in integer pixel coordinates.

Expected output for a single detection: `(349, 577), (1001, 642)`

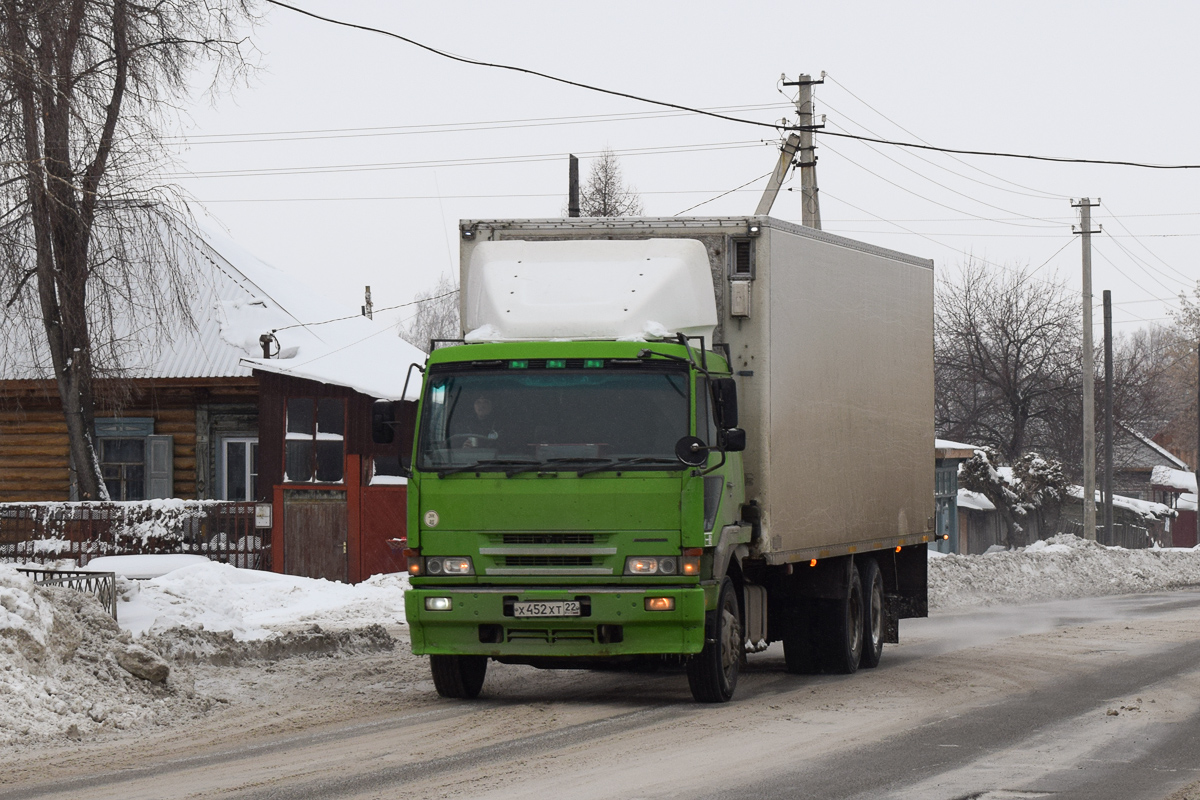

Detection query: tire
(782, 599), (820, 675)
(687, 577), (741, 702)
(858, 558), (885, 669)
(817, 561), (863, 675)
(429, 654), (488, 699)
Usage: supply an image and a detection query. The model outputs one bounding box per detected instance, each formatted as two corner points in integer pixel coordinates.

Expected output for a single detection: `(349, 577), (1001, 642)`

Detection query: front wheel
(687, 577), (741, 703)
(429, 654), (488, 698)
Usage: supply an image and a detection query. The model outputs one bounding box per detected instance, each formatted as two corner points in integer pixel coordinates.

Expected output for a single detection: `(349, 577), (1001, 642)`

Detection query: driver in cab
(458, 395), (499, 448)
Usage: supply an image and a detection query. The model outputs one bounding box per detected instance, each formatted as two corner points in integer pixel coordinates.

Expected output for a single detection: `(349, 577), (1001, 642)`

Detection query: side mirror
(371, 400), (395, 444)
(720, 428), (746, 452)
(674, 436), (709, 467)
(711, 378), (739, 429)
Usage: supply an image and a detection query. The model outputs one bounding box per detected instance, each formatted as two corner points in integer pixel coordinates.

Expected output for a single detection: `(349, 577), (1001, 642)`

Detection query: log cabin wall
(0, 377), (257, 502)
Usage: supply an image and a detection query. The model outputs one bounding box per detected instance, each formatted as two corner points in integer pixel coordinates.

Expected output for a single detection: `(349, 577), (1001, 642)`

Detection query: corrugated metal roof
(0, 218), (329, 382)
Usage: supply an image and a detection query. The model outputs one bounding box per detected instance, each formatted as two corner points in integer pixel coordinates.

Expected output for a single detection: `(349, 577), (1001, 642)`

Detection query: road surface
(3, 590), (1200, 800)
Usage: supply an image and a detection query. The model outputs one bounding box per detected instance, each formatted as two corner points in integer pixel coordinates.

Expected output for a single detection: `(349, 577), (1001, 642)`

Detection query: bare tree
(935, 260), (1080, 464)
(0, 0), (257, 498)
(578, 147), (643, 217)
(400, 274), (460, 353)
(1155, 282), (1200, 467)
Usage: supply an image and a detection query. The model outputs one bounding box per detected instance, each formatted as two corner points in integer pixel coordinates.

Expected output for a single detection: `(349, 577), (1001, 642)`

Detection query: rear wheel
(859, 558), (885, 669)
(817, 562), (863, 674)
(429, 654), (488, 698)
(687, 577), (741, 702)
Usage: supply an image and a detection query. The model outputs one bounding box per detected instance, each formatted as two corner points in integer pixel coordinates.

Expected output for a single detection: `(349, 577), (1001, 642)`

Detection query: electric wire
(1099, 202), (1196, 284)
(818, 138), (1060, 229)
(169, 103), (793, 145)
(822, 117), (1062, 227)
(823, 73), (1072, 199)
(271, 288), (459, 333)
(1100, 231), (1191, 293)
(819, 97), (1068, 205)
(265, 2), (1200, 171)
(674, 172), (772, 216)
(264, 0), (784, 132)
(168, 140), (766, 179)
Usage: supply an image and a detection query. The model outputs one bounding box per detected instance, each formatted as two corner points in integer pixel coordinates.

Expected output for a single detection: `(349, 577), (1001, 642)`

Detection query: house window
(220, 438), (259, 500)
(95, 417), (173, 500)
(100, 438), (146, 501)
(285, 397), (344, 483)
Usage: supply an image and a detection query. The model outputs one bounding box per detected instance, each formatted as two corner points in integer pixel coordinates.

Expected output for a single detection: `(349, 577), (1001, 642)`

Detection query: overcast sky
(172, 0), (1200, 334)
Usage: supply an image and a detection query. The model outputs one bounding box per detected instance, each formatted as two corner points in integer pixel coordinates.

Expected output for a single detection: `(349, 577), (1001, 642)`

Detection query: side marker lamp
(895, 546), (902, 553)
(405, 548), (421, 576)
(645, 597), (675, 612)
(809, 559), (817, 567)
(681, 548), (702, 576)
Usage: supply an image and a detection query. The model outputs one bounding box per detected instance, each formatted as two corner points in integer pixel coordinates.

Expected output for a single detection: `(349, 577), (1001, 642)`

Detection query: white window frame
(218, 436), (259, 501)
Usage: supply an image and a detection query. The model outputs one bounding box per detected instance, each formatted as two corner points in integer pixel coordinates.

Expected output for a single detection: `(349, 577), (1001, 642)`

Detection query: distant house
(1113, 422), (1191, 500)
(1150, 465), (1198, 547)
(239, 311), (426, 583)
(0, 220), (302, 503)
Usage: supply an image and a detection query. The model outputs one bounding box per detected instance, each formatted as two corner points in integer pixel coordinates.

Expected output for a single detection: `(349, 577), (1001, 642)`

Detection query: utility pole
(1195, 338), (1199, 544)
(1103, 289), (1114, 543)
(1073, 198), (1101, 541)
(362, 285), (373, 320)
(753, 133), (801, 216)
(782, 73), (824, 229)
(568, 155), (580, 218)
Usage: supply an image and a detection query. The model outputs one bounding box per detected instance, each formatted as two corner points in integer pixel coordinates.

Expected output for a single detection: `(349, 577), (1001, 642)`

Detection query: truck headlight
(624, 556), (678, 575)
(425, 596), (453, 611)
(425, 556), (475, 576)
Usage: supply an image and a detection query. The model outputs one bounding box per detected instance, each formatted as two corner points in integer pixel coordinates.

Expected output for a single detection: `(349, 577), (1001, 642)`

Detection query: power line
(169, 103), (792, 145)
(822, 118), (1062, 227)
(674, 172), (771, 216)
(818, 139), (1059, 229)
(263, 2), (1200, 172)
(1099, 203), (1195, 284)
(822, 73), (1072, 199)
(265, 0), (783, 132)
(168, 140), (766, 179)
(272, 289), (459, 333)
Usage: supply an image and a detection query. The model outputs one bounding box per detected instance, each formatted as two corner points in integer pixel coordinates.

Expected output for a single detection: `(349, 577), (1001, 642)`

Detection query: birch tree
(0, 0), (257, 498)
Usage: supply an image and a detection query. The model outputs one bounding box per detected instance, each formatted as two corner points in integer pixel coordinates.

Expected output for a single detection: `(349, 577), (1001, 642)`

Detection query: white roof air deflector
(462, 239), (717, 343)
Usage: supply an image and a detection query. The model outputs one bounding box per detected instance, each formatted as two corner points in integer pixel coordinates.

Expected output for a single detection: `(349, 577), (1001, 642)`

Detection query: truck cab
(404, 338), (749, 701)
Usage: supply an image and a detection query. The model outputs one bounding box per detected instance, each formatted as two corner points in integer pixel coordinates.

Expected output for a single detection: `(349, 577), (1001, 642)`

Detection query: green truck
(382, 216), (934, 703)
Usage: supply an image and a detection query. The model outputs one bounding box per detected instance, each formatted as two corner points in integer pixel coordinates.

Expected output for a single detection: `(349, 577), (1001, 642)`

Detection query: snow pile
(118, 561), (409, 640)
(929, 534), (1200, 609)
(0, 564), (193, 744)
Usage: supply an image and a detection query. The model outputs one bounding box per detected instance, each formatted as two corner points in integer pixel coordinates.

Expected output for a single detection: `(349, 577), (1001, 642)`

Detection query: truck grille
(504, 555), (593, 567)
(503, 533), (596, 545)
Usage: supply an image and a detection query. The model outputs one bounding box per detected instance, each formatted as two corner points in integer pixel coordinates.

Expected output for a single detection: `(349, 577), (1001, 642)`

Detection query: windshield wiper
(575, 457), (681, 476)
(501, 456), (611, 477)
(434, 458), (540, 478)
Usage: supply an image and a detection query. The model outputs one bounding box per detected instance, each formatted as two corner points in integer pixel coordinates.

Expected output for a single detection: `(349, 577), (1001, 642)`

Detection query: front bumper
(406, 585), (706, 657)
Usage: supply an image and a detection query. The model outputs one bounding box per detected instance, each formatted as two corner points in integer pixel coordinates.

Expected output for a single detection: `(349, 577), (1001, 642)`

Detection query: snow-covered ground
(3, 534), (1200, 745)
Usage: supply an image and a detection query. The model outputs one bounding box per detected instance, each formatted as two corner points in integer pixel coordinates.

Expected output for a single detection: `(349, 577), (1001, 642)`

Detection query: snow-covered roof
(0, 212), (334, 382)
(1118, 423), (1189, 470)
(461, 239), (718, 343)
(1150, 465), (1197, 494)
(957, 489), (995, 511)
(1066, 485), (1175, 520)
(240, 314), (427, 401)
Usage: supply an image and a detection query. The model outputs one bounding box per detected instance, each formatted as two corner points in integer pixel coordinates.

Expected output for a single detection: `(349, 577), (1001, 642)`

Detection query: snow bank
(929, 534), (1200, 610)
(118, 562), (409, 640)
(0, 564), (193, 744)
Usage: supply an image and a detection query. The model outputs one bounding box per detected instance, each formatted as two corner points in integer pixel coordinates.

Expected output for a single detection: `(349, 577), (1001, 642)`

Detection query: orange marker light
(895, 546), (902, 553)
(809, 559), (817, 567)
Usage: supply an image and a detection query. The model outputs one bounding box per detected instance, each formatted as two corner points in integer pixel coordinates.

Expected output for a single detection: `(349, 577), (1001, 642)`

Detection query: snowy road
(5, 590), (1200, 800)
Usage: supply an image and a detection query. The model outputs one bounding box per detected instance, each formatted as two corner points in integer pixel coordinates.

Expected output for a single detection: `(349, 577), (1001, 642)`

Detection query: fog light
(425, 597), (452, 611)
(645, 597), (674, 611)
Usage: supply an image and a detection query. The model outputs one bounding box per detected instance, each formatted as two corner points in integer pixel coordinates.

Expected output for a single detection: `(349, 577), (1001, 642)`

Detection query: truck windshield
(416, 366), (689, 472)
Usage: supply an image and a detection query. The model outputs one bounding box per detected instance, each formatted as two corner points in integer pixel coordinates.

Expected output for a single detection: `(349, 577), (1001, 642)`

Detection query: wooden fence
(0, 501), (269, 570)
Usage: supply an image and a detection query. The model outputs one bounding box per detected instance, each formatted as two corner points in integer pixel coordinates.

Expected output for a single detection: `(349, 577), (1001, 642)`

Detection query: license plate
(512, 600), (581, 618)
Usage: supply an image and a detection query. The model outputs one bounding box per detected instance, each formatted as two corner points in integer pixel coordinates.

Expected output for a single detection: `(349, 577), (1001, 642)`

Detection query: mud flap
(883, 594), (901, 644)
